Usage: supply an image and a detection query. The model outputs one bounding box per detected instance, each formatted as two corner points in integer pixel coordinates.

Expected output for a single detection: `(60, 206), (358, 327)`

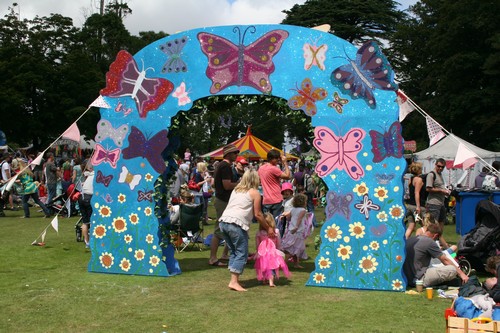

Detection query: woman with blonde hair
(219, 169), (276, 291)
(404, 162), (426, 239)
(17, 160), (51, 218)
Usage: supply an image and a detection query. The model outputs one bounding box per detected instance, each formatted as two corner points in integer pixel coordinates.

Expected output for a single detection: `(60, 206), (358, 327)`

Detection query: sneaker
(10, 207), (19, 211)
(85, 242), (90, 249)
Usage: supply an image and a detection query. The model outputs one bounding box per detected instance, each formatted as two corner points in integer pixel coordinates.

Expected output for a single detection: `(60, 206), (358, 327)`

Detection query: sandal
(209, 260), (226, 267)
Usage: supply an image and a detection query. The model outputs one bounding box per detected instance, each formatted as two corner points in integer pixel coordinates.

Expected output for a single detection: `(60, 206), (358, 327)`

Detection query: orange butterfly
(287, 78), (327, 116)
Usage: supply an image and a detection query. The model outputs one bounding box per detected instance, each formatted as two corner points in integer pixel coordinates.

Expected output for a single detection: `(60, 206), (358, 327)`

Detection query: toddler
(281, 193), (310, 268)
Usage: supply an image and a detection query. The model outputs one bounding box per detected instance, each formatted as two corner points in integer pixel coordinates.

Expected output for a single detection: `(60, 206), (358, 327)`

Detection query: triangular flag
(90, 95), (111, 109)
(31, 152), (44, 166)
(397, 90), (415, 122)
(51, 216), (59, 233)
(41, 229), (47, 243)
(426, 116), (446, 146)
(4, 174), (18, 192)
(65, 199), (71, 217)
(453, 142), (478, 169)
(62, 123), (80, 142)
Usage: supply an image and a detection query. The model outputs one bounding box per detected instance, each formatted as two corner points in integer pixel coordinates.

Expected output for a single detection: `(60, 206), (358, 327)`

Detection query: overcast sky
(1, 0), (417, 36)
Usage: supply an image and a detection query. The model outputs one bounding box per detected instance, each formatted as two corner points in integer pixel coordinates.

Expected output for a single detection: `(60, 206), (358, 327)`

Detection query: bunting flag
(397, 90), (415, 122)
(62, 123), (80, 142)
(4, 174), (18, 192)
(31, 152), (44, 166)
(426, 116), (446, 146)
(51, 216), (59, 233)
(90, 95), (111, 109)
(41, 229), (47, 243)
(65, 199), (71, 217)
(453, 142), (478, 169)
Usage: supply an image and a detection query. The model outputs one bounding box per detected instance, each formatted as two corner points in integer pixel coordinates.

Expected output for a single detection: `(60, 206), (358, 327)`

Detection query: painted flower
(135, 249), (145, 261)
(353, 182), (369, 196)
(149, 255), (160, 267)
(374, 186), (389, 202)
(145, 173), (153, 182)
(337, 244), (352, 260)
(318, 256), (332, 269)
(129, 213), (139, 225)
(313, 272), (325, 284)
(369, 241), (380, 251)
(119, 258), (131, 272)
(349, 222), (365, 239)
(93, 224), (107, 239)
(396, 255), (403, 262)
(359, 255), (378, 273)
(124, 234), (133, 244)
(325, 224), (342, 242)
(117, 193), (126, 204)
(389, 205), (404, 219)
(98, 205), (112, 217)
(392, 279), (404, 291)
(144, 207), (153, 216)
(377, 211), (389, 222)
(112, 217), (127, 233)
(99, 252), (114, 269)
(146, 234), (154, 244)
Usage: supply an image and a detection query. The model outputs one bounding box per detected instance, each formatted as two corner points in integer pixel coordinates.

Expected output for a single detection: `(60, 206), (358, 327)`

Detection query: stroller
(46, 183), (81, 217)
(456, 200), (500, 275)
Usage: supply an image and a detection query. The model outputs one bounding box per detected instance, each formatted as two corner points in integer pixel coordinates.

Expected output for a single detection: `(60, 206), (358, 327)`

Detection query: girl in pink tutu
(281, 193), (309, 268)
(253, 213), (290, 287)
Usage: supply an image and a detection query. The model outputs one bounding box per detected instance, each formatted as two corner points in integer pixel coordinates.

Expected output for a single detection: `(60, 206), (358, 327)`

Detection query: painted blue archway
(90, 24), (407, 291)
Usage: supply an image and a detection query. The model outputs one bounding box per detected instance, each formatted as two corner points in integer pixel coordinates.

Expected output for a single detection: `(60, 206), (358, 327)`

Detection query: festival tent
(413, 134), (500, 188)
(201, 126), (299, 161)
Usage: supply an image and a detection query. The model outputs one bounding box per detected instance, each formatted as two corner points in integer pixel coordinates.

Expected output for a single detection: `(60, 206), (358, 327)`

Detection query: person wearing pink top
(257, 150), (291, 218)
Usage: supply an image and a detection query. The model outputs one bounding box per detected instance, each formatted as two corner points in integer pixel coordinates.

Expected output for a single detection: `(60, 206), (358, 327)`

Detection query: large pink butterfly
(197, 27), (289, 94)
(91, 143), (121, 169)
(100, 50), (174, 118)
(313, 126), (366, 180)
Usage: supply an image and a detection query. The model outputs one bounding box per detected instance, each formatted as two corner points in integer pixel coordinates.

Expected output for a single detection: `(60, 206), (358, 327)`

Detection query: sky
(1, 0), (417, 36)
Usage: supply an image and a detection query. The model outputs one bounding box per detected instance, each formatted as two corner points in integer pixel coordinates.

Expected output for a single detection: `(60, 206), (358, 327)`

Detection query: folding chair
(175, 203), (204, 252)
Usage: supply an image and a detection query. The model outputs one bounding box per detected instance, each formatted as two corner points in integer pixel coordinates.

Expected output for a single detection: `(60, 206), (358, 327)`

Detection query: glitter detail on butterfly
(328, 91), (349, 114)
(122, 126), (169, 174)
(369, 121), (404, 163)
(303, 39), (327, 71)
(95, 119), (129, 147)
(326, 191), (353, 220)
(96, 170), (113, 187)
(172, 82), (191, 106)
(91, 144), (121, 169)
(287, 78), (327, 116)
(159, 36), (188, 73)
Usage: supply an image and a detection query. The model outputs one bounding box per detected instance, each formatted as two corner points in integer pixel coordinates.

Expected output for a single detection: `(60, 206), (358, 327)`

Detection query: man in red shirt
(258, 149), (291, 218)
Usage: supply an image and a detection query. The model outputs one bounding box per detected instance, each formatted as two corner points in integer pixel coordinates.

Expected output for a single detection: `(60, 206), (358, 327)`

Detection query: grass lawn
(0, 203), (467, 333)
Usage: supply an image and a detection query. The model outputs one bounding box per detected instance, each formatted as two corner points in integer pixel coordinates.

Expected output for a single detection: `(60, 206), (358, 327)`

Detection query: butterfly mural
(355, 194), (380, 220)
(118, 166), (142, 190)
(375, 173), (395, 185)
(313, 126), (366, 180)
(370, 224), (387, 237)
(159, 36), (188, 73)
(172, 82), (191, 106)
(198, 27), (289, 94)
(326, 191), (353, 220)
(114, 101), (133, 116)
(328, 91), (349, 114)
(287, 78), (327, 116)
(369, 121), (404, 163)
(102, 193), (113, 204)
(96, 170), (113, 187)
(91, 144), (121, 169)
(137, 190), (153, 202)
(100, 50), (174, 118)
(122, 126), (169, 174)
(95, 119), (129, 147)
(303, 41), (327, 70)
(331, 41), (398, 107)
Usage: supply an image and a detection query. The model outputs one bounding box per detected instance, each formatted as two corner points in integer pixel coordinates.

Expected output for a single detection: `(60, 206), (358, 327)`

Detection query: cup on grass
(426, 287), (433, 300)
(416, 280), (423, 293)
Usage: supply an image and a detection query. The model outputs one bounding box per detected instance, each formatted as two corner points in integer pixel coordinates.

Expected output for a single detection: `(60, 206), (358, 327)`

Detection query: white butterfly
(118, 166), (142, 190)
(172, 82), (191, 106)
(303, 42), (328, 71)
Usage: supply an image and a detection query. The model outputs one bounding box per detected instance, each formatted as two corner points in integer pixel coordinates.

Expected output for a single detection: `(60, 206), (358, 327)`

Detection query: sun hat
(236, 156), (248, 165)
(223, 144), (239, 157)
(179, 163), (189, 172)
(281, 182), (293, 194)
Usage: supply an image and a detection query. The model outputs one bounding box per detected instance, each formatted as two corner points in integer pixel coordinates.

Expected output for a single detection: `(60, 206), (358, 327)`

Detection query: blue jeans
(219, 222), (248, 274)
(22, 192), (50, 217)
(262, 202), (282, 219)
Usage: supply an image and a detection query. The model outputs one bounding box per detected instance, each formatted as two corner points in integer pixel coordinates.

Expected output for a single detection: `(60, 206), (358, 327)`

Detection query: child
(278, 182), (294, 237)
(253, 213), (290, 287)
(282, 193), (309, 268)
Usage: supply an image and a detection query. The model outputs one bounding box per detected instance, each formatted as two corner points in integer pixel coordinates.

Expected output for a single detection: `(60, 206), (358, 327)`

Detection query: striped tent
(201, 126), (299, 161)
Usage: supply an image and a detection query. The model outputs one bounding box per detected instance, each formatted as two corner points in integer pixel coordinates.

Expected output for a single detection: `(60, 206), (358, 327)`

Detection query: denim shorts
(219, 222), (248, 274)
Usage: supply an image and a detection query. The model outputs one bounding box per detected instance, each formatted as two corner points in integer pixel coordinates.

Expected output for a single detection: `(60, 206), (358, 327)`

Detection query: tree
(282, 0), (405, 43)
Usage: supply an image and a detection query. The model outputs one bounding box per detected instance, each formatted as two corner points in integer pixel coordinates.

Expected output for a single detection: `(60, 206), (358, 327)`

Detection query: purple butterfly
(198, 27), (289, 93)
(331, 41), (398, 107)
(355, 194), (380, 220)
(96, 170), (113, 187)
(369, 121), (404, 163)
(159, 36), (188, 73)
(102, 193), (113, 203)
(137, 190), (153, 202)
(326, 191), (353, 220)
(122, 126), (169, 174)
(100, 50), (174, 118)
(370, 224), (387, 237)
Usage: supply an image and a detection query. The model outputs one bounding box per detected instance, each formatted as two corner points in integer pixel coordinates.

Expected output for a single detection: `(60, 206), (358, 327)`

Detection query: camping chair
(175, 203), (204, 252)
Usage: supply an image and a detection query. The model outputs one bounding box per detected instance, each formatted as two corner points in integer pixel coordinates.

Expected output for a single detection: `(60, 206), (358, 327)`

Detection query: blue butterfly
(331, 41), (398, 107)
(369, 121), (404, 163)
(326, 191), (353, 220)
(375, 173), (395, 185)
(160, 36), (188, 73)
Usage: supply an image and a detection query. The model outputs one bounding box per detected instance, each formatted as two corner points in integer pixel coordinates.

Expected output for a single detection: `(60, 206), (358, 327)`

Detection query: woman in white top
(219, 169), (275, 292)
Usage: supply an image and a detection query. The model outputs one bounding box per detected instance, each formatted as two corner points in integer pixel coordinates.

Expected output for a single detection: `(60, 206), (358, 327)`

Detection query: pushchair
(46, 183), (81, 217)
(456, 200), (500, 275)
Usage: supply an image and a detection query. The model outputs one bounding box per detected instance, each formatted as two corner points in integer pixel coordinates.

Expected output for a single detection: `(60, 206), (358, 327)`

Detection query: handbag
(188, 178), (201, 192)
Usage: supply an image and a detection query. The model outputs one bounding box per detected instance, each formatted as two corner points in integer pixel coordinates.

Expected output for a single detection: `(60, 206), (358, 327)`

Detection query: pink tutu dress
(254, 229), (290, 281)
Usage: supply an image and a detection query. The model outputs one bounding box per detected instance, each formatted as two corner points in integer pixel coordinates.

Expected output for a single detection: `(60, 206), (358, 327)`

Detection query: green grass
(0, 205), (462, 333)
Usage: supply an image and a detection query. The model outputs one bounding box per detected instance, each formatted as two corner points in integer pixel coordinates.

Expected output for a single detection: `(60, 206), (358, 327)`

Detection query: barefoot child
(282, 193), (309, 269)
(253, 213), (290, 287)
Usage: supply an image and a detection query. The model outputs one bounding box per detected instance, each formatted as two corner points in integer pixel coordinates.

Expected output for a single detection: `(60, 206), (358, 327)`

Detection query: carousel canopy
(201, 126), (299, 161)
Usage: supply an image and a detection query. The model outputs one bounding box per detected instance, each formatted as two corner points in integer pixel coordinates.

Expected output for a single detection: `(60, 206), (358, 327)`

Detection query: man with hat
(233, 156), (249, 181)
(209, 144), (240, 266)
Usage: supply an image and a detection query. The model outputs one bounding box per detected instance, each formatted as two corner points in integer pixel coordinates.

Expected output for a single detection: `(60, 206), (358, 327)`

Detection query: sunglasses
(436, 165), (445, 169)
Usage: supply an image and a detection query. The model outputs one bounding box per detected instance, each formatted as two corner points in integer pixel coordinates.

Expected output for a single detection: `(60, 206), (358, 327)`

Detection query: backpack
(303, 173), (315, 194)
(410, 171), (436, 205)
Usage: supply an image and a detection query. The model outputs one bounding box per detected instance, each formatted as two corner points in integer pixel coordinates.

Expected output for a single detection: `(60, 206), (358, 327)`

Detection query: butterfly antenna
(326, 120), (343, 135)
(241, 26), (256, 44)
(140, 58), (155, 73)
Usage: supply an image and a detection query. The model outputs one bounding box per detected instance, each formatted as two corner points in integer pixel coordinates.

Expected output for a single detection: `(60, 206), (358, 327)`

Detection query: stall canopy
(201, 126), (299, 161)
